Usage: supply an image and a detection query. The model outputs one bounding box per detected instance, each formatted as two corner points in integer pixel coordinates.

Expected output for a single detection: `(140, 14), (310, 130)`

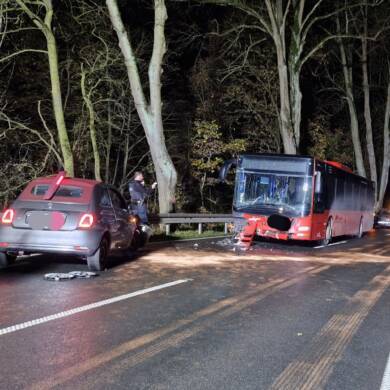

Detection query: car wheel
(0, 252), (16, 268)
(357, 218), (363, 238)
(130, 227), (148, 250)
(321, 219), (333, 246)
(87, 239), (108, 271)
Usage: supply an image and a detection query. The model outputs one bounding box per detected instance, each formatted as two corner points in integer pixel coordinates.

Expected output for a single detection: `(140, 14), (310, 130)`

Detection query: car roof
(17, 175), (101, 203)
(30, 176), (100, 187)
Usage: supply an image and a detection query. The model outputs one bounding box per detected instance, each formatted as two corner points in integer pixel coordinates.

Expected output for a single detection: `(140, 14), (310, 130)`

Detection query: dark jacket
(128, 180), (153, 205)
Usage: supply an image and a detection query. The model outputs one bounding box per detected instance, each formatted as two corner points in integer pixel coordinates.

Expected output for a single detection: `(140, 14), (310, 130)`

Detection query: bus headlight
(298, 226), (310, 232)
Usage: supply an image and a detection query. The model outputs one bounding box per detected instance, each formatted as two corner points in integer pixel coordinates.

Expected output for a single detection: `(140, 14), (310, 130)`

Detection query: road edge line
(381, 353), (390, 390)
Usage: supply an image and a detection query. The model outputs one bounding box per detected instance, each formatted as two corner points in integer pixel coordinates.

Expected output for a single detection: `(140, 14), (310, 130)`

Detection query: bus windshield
(233, 171), (312, 216)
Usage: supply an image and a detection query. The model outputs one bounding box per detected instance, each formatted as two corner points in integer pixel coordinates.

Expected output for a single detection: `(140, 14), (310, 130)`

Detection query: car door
(97, 186), (119, 250)
(108, 188), (134, 249)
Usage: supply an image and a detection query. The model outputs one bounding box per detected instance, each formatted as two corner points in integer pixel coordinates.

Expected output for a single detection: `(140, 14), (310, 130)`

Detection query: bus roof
(240, 153), (313, 159)
(237, 153), (371, 182)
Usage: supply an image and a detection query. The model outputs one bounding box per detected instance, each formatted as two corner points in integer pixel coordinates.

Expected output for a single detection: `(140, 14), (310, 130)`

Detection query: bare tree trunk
(288, 0), (305, 150)
(377, 77), (390, 210)
(362, 41), (377, 187)
(275, 45), (297, 154)
(337, 19), (366, 177)
(106, 0), (177, 213)
(361, 14), (377, 195)
(105, 99), (112, 183)
(200, 173), (206, 210)
(15, 0), (74, 176)
(266, 0), (297, 154)
(290, 71), (302, 149)
(45, 30), (74, 175)
(121, 133), (129, 189)
(80, 66), (101, 181)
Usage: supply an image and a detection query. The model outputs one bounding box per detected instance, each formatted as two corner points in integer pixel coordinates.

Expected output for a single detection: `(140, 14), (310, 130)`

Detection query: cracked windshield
(234, 172), (312, 216)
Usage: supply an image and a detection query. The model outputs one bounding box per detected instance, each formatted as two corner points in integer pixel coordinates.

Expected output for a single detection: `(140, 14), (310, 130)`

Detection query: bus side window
(356, 182), (361, 211)
(345, 178), (353, 210)
(368, 184), (375, 210)
(326, 174), (335, 209)
(335, 178), (340, 209)
(361, 185), (367, 211)
(335, 176), (346, 210)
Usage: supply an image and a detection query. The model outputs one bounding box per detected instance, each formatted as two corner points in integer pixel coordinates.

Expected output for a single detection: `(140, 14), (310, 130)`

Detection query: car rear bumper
(0, 227), (102, 256)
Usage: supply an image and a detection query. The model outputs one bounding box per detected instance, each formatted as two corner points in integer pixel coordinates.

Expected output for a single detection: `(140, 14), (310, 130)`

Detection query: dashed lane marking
(270, 265), (390, 390)
(381, 353), (390, 390)
(0, 279), (192, 337)
(29, 265), (329, 390)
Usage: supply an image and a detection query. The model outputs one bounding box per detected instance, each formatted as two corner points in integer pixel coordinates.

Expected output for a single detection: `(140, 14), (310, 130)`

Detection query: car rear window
(18, 181), (93, 203)
(31, 185), (84, 198)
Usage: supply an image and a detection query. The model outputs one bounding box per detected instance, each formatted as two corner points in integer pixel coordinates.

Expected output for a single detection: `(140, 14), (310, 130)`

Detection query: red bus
(220, 154), (375, 248)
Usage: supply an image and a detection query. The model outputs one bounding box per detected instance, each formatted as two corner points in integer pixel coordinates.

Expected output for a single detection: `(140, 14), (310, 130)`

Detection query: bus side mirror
(315, 171), (322, 194)
(219, 159), (237, 183)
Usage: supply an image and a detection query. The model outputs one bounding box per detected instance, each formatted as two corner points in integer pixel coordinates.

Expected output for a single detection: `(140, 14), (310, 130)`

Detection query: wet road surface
(0, 229), (389, 389)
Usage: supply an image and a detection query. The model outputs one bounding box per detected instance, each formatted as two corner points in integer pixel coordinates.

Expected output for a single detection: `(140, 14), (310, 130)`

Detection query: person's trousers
(134, 204), (148, 224)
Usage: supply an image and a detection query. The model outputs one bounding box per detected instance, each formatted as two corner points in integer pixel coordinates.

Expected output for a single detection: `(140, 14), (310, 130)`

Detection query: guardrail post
(224, 222), (228, 235)
(198, 223), (202, 235)
(165, 224), (170, 235)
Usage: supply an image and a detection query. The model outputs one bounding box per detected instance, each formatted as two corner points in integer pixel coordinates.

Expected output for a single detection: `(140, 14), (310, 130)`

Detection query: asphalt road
(0, 229), (389, 390)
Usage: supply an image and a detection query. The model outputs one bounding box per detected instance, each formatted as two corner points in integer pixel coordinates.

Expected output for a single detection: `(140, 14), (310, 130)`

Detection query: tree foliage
(0, 0), (389, 212)
(191, 120), (246, 210)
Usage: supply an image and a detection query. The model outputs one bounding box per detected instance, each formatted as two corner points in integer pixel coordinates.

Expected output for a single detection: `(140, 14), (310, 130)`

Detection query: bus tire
(321, 219), (333, 246)
(357, 218), (363, 239)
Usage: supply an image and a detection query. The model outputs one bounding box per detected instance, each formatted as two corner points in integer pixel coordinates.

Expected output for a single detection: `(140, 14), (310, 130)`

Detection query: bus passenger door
(312, 171), (328, 240)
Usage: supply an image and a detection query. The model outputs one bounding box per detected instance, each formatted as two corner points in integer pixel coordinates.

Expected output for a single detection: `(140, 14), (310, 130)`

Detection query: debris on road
(216, 238), (235, 247)
(44, 273), (75, 281)
(44, 271), (98, 281)
(68, 271), (98, 278)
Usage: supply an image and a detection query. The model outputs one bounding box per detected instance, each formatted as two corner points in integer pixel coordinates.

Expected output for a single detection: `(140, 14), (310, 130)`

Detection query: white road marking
(381, 353), (390, 390)
(0, 279), (192, 337)
(314, 240), (348, 249)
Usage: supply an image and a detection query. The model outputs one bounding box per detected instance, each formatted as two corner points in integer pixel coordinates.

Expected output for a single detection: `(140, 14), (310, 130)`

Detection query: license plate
(27, 212), (66, 230)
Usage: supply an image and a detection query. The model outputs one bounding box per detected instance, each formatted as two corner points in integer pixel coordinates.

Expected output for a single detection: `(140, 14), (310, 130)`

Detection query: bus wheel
(357, 218), (363, 239)
(321, 219), (332, 246)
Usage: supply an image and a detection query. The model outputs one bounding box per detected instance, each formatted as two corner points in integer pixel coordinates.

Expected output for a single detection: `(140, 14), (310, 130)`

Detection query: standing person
(128, 171), (157, 224)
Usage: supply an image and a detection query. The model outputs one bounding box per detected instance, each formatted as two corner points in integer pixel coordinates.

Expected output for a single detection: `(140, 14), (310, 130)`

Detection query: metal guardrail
(149, 213), (234, 235)
(0, 211), (233, 235)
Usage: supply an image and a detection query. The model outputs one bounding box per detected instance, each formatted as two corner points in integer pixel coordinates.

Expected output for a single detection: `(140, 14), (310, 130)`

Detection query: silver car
(0, 172), (139, 271)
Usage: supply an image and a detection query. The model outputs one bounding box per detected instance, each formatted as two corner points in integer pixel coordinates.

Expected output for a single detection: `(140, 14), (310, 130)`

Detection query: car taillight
(78, 213), (94, 229)
(1, 209), (15, 225)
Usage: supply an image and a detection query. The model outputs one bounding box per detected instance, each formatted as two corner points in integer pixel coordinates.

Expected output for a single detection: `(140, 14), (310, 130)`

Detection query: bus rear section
(221, 154), (374, 248)
(311, 160), (375, 244)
